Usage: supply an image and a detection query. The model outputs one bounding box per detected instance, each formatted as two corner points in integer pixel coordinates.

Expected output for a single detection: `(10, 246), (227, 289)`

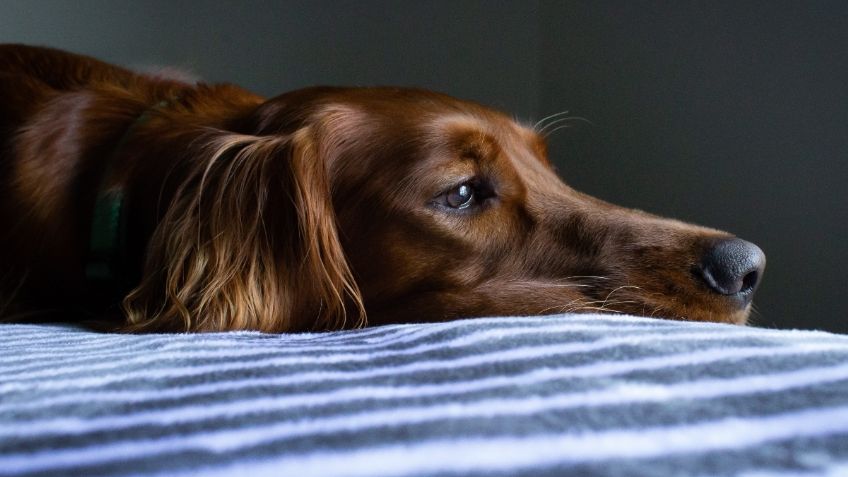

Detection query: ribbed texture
(2, 314), (848, 477)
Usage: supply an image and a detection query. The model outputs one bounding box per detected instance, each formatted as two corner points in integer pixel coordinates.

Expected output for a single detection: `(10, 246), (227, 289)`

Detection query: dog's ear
(122, 127), (365, 332)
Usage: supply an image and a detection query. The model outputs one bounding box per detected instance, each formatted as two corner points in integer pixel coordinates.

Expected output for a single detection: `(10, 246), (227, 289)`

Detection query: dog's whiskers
(533, 110), (571, 131)
(602, 285), (641, 300)
(538, 296), (640, 316)
(563, 275), (614, 282)
(527, 282), (593, 289)
(746, 303), (764, 327)
(538, 116), (595, 136)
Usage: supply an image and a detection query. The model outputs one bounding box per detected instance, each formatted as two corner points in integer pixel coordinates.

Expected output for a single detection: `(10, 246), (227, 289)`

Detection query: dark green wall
(0, 0), (541, 117)
(540, 1), (848, 332)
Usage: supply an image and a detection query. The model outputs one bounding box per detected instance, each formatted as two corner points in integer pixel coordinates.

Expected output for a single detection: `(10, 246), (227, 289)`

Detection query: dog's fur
(0, 45), (763, 332)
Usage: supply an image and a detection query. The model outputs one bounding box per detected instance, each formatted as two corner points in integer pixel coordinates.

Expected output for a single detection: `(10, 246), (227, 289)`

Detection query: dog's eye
(446, 183), (475, 209)
(438, 180), (494, 212)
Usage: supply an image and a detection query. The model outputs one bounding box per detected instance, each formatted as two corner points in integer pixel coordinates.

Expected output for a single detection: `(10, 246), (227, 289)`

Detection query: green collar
(85, 100), (170, 285)
(85, 188), (127, 282)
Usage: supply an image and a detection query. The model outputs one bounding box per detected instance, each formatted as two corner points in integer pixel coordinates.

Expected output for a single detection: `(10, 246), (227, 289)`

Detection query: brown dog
(0, 45), (765, 332)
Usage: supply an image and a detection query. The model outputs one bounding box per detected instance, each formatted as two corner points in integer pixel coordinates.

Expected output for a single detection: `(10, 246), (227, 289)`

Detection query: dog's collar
(85, 100), (170, 285)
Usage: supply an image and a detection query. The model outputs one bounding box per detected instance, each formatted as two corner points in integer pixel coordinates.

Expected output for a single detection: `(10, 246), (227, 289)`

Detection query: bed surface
(2, 314), (848, 477)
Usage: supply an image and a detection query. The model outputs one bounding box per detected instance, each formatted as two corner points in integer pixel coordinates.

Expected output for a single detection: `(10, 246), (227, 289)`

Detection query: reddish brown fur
(0, 45), (760, 332)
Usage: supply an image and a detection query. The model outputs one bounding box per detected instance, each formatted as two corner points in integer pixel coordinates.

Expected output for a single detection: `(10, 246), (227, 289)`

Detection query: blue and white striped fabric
(1, 314), (848, 477)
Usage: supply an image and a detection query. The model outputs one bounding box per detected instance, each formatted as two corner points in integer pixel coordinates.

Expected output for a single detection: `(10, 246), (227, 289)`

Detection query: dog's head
(125, 87), (764, 331)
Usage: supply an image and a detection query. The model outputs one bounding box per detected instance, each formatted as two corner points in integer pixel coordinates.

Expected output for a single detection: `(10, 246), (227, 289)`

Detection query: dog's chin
(719, 306), (752, 326)
(593, 302), (752, 326)
(662, 307), (751, 326)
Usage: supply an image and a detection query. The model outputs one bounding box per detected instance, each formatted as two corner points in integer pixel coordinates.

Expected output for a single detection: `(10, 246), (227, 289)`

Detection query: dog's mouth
(594, 295), (754, 326)
(547, 289), (752, 325)
(551, 258), (762, 326)
(581, 237), (764, 325)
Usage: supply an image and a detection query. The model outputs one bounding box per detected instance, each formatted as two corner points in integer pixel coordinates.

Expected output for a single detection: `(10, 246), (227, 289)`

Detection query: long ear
(122, 128), (365, 332)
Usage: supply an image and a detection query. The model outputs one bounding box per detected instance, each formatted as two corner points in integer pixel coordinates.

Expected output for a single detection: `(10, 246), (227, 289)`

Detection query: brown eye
(446, 183), (475, 209)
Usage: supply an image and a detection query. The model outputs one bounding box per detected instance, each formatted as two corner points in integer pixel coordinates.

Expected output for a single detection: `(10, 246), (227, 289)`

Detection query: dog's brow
(429, 113), (481, 131)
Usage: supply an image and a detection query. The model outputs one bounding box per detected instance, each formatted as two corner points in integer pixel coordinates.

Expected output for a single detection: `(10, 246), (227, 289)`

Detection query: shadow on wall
(540, 1), (848, 333)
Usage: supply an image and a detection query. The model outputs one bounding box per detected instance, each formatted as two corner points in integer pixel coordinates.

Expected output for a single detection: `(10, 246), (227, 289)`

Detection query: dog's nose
(698, 238), (765, 300)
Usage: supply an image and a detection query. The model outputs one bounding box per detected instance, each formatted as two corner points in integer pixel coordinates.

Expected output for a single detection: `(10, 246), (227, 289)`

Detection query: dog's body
(0, 45), (765, 332)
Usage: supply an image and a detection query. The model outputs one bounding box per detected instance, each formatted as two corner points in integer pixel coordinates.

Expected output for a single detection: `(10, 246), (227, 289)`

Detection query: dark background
(2, 1), (845, 332)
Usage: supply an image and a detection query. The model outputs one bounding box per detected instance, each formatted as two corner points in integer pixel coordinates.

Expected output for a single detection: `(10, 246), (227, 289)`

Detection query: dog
(0, 44), (765, 332)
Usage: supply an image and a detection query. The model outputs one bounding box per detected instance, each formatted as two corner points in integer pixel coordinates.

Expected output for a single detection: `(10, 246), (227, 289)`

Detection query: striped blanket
(1, 314), (848, 477)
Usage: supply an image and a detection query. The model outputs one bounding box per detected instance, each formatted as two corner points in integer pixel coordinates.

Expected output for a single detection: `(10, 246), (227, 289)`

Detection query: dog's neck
(85, 99), (174, 287)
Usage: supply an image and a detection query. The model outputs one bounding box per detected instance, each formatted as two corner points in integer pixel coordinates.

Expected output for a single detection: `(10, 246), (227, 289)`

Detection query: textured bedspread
(1, 314), (848, 477)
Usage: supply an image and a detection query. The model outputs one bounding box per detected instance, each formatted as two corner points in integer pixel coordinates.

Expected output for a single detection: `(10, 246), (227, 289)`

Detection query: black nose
(698, 238), (765, 299)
